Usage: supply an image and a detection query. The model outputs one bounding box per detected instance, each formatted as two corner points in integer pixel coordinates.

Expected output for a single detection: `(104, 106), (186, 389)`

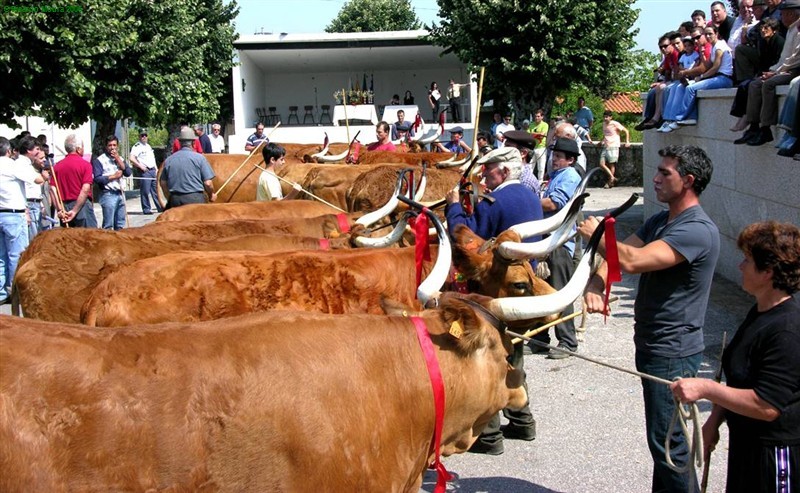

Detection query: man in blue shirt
(534, 138), (583, 358)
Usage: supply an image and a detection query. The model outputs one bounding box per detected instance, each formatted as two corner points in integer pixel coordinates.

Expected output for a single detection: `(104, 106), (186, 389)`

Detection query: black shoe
(747, 128), (773, 146)
(502, 424), (536, 441)
(634, 120), (648, 131)
(143, 211), (154, 215)
(734, 130), (757, 145)
(547, 344), (576, 360)
(468, 439), (504, 455)
(642, 119), (663, 130)
(0, 297), (9, 305)
(527, 341), (550, 354)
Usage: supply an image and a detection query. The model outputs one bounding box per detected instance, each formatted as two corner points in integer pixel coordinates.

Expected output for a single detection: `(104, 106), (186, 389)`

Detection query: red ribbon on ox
(336, 213), (350, 234)
(603, 214), (622, 321)
(318, 238), (330, 250)
(410, 316), (452, 493)
(410, 210), (432, 295)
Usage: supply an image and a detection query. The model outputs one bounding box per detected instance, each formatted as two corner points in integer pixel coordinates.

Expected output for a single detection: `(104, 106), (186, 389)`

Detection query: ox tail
(10, 283), (21, 317)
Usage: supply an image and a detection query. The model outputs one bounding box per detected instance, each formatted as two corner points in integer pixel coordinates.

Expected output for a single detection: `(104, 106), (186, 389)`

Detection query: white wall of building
(0, 117), (92, 160)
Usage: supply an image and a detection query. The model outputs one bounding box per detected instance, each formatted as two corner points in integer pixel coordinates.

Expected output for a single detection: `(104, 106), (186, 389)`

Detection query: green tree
(427, 0), (639, 120)
(0, 0), (238, 154)
(326, 0), (422, 33)
(612, 49), (660, 92)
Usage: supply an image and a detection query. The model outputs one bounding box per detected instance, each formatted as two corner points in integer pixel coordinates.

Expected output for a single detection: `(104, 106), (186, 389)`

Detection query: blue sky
(233, 0), (714, 54)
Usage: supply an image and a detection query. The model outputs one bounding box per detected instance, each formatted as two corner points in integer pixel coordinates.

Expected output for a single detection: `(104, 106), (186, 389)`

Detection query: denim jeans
(26, 201), (41, 241)
(636, 351), (702, 493)
(0, 212), (29, 299)
(99, 190), (126, 230)
(676, 76), (734, 121)
(140, 168), (162, 213)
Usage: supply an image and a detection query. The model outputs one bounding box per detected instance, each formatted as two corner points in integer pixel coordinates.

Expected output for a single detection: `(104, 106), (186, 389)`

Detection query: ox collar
(410, 316), (452, 493)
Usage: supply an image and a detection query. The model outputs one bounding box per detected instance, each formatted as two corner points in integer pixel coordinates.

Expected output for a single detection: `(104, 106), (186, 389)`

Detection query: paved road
(3, 186), (750, 492)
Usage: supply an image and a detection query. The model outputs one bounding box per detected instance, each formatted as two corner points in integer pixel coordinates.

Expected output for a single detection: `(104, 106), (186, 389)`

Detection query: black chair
(266, 106), (281, 125)
(319, 104), (332, 125)
(303, 105), (315, 125)
(287, 106), (300, 125)
(255, 107), (267, 125)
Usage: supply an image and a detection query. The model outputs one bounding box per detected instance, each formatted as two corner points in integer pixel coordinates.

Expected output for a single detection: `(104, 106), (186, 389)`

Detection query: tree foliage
(427, 0), (639, 119)
(326, 0), (422, 33)
(611, 49), (660, 93)
(0, 0), (238, 152)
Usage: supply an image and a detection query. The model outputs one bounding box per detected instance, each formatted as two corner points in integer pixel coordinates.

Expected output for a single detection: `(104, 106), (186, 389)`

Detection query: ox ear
(451, 224), (491, 279)
(437, 292), (499, 355)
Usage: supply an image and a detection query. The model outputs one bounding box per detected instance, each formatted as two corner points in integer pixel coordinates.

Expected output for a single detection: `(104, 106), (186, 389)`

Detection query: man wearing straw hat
(49, 134), (97, 228)
(160, 127), (217, 209)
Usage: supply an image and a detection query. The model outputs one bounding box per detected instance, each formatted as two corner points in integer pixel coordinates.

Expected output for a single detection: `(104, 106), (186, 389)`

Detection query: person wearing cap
(390, 110), (415, 140)
(502, 129), (542, 196)
(160, 127), (217, 208)
(445, 145), (544, 455)
(435, 126), (471, 154)
(550, 121), (590, 176)
(533, 138), (583, 359)
(171, 126), (204, 154)
(129, 130), (162, 215)
(366, 121), (396, 152)
(208, 123), (225, 153)
(92, 135), (132, 230)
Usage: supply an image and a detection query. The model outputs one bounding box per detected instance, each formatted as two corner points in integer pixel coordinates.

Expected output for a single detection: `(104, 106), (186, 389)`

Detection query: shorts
(600, 147), (619, 164)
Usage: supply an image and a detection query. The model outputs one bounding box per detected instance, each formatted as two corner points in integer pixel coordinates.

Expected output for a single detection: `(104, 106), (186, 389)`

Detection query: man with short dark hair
(579, 145), (720, 493)
(390, 110), (415, 140)
(129, 131), (162, 215)
(245, 123), (268, 153)
(710, 1), (735, 41)
(494, 114), (515, 148)
(92, 135), (132, 230)
(256, 143), (301, 201)
(574, 97), (594, 135)
(160, 127), (217, 208)
(692, 9), (707, 28)
(16, 137), (46, 239)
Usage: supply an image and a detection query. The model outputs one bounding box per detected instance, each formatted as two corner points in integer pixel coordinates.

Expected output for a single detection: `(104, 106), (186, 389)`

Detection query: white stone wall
(643, 87), (800, 284)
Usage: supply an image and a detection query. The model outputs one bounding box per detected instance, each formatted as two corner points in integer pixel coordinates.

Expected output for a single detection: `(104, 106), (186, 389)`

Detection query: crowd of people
(637, 0), (800, 160)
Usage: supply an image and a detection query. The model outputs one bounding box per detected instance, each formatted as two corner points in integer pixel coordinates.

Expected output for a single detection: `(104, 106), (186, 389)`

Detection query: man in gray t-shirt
(578, 145), (719, 493)
(160, 127), (217, 209)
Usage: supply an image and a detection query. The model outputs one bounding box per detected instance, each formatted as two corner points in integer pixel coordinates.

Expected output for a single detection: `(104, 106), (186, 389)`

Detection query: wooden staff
(343, 88), (351, 145)
(470, 67), (486, 156)
(216, 122), (280, 195)
(250, 162), (346, 213)
(48, 162), (70, 229)
(511, 296), (620, 344)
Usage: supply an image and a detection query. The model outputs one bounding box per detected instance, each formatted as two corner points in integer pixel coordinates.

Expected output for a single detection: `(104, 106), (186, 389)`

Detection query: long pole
(49, 163), (69, 229)
(343, 88), (351, 145)
(216, 122), (280, 195)
(470, 67), (486, 155)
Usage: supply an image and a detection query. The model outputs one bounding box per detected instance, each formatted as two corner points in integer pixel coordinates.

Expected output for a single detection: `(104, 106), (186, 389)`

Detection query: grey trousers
(747, 71), (800, 127)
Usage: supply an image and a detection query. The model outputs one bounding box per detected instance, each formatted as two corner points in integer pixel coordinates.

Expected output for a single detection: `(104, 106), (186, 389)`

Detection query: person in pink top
(366, 121), (397, 152)
(598, 111), (630, 188)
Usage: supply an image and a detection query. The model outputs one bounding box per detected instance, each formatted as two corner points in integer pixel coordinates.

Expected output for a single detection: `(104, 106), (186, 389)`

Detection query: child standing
(599, 111), (630, 188)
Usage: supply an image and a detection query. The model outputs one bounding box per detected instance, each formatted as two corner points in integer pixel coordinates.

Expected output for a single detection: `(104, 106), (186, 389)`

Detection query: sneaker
(502, 424), (536, 441)
(547, 344), (575, 360)
(668, 121), (680, 130)
(656, 122), (672, 133)
(468, 439), (504, 455)
(677, 119), (697, 126)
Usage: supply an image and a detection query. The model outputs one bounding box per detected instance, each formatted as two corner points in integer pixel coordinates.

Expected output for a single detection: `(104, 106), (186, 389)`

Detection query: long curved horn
(309, 134), (331, 159)
(355, 171), (405, 227)
(414, 166), (427, 202)
(414, 125), (442, 144)
(487, 193), (639, 321)
(352, 213), (411, 248)
(436, 153), (472, 168)
(417, 209), (452, 305)
(315, 148), (350, 163)
(510, 190), (590, 239)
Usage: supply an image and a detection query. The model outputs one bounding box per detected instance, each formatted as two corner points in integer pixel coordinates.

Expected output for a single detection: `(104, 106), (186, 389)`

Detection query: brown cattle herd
(1, 143), (586, 491)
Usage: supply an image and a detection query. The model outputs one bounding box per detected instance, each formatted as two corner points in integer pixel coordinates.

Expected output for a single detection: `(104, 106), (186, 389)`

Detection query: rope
(505, 328), (704, 490)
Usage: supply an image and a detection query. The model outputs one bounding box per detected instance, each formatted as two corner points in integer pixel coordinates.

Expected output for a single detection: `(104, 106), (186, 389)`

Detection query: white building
(230, 30), (477, 150)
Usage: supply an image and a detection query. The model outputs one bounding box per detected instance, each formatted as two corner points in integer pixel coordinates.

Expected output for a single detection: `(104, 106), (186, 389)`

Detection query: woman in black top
(427, 82), (440, 121)
(403, 90), (414, 105)
(672, 221), (800, 493)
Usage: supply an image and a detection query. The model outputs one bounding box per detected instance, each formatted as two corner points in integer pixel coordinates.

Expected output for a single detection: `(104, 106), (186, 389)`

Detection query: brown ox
(14, 218), (358, 323)
(0, 293), (527, 492)
(82, 227), (557, 327)
(347, 165), (461, 212)
(156, 200), (339, 223)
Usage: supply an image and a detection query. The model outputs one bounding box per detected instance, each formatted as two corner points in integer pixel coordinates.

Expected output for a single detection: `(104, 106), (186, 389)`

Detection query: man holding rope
(160, 127), (217, 209)
(578, 145), (719, 493)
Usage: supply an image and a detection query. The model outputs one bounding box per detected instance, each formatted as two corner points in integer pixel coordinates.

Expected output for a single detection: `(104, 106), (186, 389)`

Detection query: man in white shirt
(208, 123), (225, 153)
(129, 130), (162, 215)
(0, 136), (48, 304)
(256, 143), (301, 201)
(494, 114), (515, 148)
(16, 137), (46, 240)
